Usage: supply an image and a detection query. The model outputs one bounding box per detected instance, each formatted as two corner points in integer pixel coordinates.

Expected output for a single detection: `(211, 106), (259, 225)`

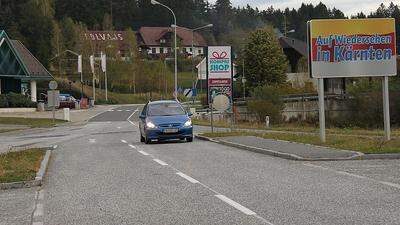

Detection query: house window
(160, 39), (166, 44)
(160, 48), (164, 54)
(190, 48), (193, 53)
(152, 48), (156, 54)
(198, 49), (202, 54)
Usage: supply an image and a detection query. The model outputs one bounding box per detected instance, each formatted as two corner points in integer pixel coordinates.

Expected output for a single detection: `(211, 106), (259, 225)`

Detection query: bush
(0, 95), (9, 108)
(2, 93), (36, 108)
(248, 85), (284, 123)
(95, 99), (119, 105)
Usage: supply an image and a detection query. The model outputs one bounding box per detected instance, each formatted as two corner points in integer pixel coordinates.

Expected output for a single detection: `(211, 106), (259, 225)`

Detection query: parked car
(139, 100), (193, 144)
(58, 94), (77, 109)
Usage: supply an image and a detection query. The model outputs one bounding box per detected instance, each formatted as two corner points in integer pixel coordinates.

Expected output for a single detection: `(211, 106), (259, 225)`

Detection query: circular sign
(49, 81), (58, 90)
(212, 94), (230, 112)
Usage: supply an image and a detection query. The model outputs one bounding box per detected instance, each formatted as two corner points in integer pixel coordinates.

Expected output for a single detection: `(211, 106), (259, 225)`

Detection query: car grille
(159, 123), (181, 128)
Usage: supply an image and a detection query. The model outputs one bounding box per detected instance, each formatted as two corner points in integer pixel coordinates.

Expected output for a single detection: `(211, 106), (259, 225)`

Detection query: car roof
(148, 100), (180, 105)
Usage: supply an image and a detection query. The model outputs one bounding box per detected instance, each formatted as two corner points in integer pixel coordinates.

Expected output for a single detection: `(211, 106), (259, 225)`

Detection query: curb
(195, 135), (366, 161)
(0, 145), (57, 190)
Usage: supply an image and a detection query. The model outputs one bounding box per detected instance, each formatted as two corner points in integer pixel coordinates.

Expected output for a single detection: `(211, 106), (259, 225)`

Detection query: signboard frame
(308, 18), (397, 79)
(206, 46), (234, 133)
(206, 46), (233, 106)
(307, 18), (397, 142)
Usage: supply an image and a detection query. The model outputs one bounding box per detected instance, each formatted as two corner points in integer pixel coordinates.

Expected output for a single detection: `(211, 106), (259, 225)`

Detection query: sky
(209, 0), (395, 16)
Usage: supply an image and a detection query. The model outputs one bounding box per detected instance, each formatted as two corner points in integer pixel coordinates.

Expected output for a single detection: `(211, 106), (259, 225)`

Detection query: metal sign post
(78, 55), (83, 99)
(48, 81), (59, 124)
(383, 76), (391, 141)
(101, 52), (108, 101)
(210, 102), (214, 133)
(318, 78), (326, 142)
(90, 55), (96, 102)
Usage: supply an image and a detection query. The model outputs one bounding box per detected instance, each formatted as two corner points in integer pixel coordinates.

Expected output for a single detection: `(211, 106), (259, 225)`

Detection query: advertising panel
(308, 18), (397, 78)
(207, 46), (232, 104)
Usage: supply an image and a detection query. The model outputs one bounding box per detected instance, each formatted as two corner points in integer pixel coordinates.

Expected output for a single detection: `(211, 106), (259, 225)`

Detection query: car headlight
(146, 121), (157, 129)
(183, 119), (192, 127)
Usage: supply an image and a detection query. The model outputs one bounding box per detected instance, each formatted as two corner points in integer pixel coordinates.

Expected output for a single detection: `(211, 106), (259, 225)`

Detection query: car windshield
(147, 103), (186, 116)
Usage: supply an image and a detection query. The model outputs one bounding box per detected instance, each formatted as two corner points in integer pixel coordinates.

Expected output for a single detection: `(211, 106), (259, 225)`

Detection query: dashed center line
(117, 110), (123, 112)
(176, 172), (199, 183)
(121, 140), (127, 143)
(33, 203), (44, 217)
(89, 139), (96, 143)
(215, 194), (256, 216)
(129, 144), (136, 149)
(379, 181), (400, 189)
(304, 163), (400, 190)
(117, 127), (121, 129)
(138, 150), (149, 156)
(153, 159), (168, 166)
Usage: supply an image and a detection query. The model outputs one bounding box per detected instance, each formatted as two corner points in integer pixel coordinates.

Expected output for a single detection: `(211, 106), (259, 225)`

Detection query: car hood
(147, 115), (189, 125)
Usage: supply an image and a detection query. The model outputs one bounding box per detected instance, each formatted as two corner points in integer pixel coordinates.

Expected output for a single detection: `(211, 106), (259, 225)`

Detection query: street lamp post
(189, 24), (213, 103)
(151, 0), (178, 100)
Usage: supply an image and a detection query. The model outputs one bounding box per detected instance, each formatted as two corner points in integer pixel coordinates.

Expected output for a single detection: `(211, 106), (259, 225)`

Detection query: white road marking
(126, 110), (131, 112)
(129, 144), (136, 149)
(32, 222), (43, 225)
(215, 195), (256, 216)
(138, 150), (149, 156)
(117, 127), (121, 129)
(335, 171), (366, 179)
(303, 163), (328, 170)
(38, 189), (44, 200)
(121, 140), (127, 143)
(379, 181), (400, 189)
(33, 203), (43, 217)
(108, 110), (114, 112)
(117, 110), (123, 112)
(89, 139), (96, 143)
(304, 163), (400, 190)
(153, 159), (168, 166)
(127, 109), (139, 126)
(176, 172), (199, 183)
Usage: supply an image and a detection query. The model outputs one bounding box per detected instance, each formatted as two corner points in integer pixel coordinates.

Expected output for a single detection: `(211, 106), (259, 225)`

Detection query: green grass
(202, 131), (400, 154)
(0, 129), (21, 133)
(193, 118), (400, 138)
(0, 117), (65, 128)
(0, 149), (45, 183)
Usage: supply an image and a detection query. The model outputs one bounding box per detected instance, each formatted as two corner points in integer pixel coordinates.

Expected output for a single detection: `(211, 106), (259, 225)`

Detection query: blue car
(139, 100), (193, 144)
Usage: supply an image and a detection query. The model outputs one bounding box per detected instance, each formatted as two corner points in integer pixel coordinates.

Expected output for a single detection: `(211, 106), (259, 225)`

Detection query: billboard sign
(207, 46), (232, 105)
(308, 18), (397, 78)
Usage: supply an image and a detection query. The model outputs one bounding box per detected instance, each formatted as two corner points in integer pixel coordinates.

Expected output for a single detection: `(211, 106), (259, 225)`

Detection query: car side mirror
(139, 114), (146, 119)
(188, 112), (193, 117)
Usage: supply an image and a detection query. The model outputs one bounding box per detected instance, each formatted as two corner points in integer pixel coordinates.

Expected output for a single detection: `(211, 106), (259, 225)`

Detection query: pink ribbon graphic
(212, 51), (228, 59)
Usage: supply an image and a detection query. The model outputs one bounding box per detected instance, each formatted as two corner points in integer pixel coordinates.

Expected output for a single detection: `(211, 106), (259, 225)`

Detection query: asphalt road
(2, 105), (400, 225)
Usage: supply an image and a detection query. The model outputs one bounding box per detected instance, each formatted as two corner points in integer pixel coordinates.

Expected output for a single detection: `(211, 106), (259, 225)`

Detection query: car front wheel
(187, 137), (193, 142)
(140, 134), (145, 142)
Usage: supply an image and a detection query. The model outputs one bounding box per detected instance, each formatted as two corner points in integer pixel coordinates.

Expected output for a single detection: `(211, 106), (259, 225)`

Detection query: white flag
(101, 52), (106, 73)
(78, 55), (82, 73)
(90, 55), (95, 74)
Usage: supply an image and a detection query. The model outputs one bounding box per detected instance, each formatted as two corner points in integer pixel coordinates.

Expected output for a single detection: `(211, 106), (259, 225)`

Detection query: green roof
(0, 30), (53, 80)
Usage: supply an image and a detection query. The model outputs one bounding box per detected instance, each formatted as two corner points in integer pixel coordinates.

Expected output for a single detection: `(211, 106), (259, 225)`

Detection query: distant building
(279, 36), (345, 94)
(137, 26), (207, 58)
(0, 30), (53, 102)
(83, 31), (132, 57)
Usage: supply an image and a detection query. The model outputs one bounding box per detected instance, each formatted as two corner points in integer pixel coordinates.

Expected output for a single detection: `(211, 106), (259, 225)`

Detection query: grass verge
(201, 131), (400, 154)
(0, 117), (65, 128)
(0, 129), (21, 133)
(193, 118), (400, 138)
(0, 149), (45, 183)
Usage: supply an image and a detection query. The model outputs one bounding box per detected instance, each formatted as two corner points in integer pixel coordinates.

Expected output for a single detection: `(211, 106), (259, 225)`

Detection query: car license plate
(164, 128), (179, 133)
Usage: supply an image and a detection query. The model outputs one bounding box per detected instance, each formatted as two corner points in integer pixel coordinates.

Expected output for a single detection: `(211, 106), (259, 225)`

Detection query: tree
(240, 27), (288, 88)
